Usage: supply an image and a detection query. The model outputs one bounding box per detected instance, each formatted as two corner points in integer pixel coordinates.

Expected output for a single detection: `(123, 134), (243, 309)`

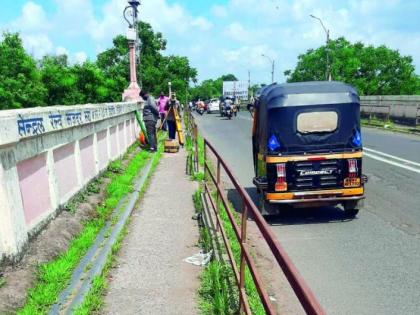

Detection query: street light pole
(310, 14), (331, 81)
(261, 54), (275, 83)
(122, 0), (142, 101)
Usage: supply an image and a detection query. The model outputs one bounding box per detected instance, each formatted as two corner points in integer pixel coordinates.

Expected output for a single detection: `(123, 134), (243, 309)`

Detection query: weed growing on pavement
(18, 147), (151, 315)
(73, 224), (128, 315)
(192, 149), (265, 313)
(72, 136), (164, 315)
(216, 198), (265, 315)
(194, 188), (238, 315)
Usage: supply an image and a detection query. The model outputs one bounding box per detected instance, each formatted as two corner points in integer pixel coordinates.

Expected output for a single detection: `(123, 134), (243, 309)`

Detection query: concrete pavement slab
(103, 150), (200, 315)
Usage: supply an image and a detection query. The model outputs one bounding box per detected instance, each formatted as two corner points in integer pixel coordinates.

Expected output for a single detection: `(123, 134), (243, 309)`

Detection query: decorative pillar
(122, 1), (142, 102)
(122, 40), (141, 101)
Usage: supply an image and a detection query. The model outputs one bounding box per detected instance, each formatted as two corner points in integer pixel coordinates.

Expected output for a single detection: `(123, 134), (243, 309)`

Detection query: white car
(207, 98), (220, 114)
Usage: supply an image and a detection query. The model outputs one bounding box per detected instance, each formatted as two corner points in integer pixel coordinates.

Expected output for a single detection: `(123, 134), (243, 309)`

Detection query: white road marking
(364, 151), (420, 175)
(364, 147), (420, 167)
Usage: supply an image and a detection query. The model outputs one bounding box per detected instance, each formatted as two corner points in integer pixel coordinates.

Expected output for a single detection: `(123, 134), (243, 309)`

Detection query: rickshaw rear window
(297, 111), (338, 133)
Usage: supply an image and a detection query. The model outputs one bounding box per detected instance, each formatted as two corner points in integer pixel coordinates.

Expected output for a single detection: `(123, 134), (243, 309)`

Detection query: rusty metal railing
(203, 140), (325, 315)
(184, 108), (199, 174)
(185, 108), (325, 314)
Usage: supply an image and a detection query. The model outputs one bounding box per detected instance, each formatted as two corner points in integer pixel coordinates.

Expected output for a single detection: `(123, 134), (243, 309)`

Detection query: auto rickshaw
(251, 81), (367, 216)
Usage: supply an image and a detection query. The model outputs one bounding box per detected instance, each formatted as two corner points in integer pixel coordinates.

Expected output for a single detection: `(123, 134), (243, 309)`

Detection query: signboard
(223, 81), (249, 101)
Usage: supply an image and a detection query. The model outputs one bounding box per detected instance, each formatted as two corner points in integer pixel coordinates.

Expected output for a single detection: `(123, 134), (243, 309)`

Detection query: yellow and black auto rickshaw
(252, 81), (367, 216)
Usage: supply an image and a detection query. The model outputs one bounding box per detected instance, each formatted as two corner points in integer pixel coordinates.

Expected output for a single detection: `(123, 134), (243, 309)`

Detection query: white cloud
(140, 0), (190, 34)
(3, 0), (419, 84)
(88, 0), (126, 41)
(222, 45), (278, 68)
(21, 33), (54, 58)
(225, 23), (247, 42)
(13, 1), (50, 31)
(55, 46), (69, 56)
(211, 5), (228, 18)
(73, 51), (88, 64)
(191, 17), (213, 31)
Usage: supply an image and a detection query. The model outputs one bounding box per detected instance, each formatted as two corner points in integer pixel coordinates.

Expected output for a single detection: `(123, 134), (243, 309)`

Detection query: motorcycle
(196, 106), (205, 115)
(225, 105), (233, 119)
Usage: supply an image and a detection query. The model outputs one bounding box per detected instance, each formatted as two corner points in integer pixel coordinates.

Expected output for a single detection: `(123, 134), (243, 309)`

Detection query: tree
(0, 32), (46, 109)
(284, 37), (420, 95)
(97, 21), (197, 103)
(189, 74), (238, 100)
(70, 62), (112, 104)
(0, 22), (198, 109)
(96, 35), (130, 101)
(39, 55), (80, 105)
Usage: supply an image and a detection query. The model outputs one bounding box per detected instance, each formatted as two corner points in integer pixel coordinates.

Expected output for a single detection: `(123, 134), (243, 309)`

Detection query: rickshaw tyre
(343, 200), (360, 217)
(259, 197), (279, 216)
(344, 209), (359, 217)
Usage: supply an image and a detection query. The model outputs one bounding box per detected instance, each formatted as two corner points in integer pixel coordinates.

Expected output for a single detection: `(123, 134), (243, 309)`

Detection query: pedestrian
(157, 91), (169, 131)
(165, 96), (179, 140)
(140, 90), (159, 152)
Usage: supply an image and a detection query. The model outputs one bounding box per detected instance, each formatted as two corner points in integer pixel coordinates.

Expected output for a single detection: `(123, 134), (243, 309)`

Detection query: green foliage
(0, 32), (47, 109)
(194, 188), (239, 314)
(285, 37), (420, 95)
(97, 22), (197, 103)
(1, 21), (198, 110)
(190, 74), (238, 101)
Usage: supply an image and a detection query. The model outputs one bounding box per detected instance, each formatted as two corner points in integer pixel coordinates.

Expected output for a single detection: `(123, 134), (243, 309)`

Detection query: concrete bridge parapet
(0, 101), (142, 262)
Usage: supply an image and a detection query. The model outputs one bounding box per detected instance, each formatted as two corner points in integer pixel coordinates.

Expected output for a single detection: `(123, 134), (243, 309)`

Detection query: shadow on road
(226, 187), (357, 226)
(266, 206), (356, 226)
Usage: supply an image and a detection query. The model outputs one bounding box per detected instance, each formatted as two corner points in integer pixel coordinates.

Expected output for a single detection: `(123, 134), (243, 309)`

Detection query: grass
(70, 135), (165, 315)
(216, 199), (265, 315)
(17, 147), (152, 315)
(0, 277), (6, 289)
(194, 188), (238, 315)
(186, 112), (266, 314)
(362, 117), (420, 134)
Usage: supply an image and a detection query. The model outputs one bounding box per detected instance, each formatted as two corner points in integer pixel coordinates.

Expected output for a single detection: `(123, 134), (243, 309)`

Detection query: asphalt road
(194, 110), (420, 315)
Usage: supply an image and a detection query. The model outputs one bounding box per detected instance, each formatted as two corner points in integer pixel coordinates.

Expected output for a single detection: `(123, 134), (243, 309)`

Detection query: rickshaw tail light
(275, 181), (288, 191)
(348, 159), (358, 178)
(276, 163), (286, 177)
(275, 163), (288, 191)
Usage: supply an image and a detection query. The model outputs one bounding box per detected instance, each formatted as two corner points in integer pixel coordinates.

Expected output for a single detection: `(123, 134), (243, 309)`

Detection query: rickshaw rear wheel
(259, 195), (279, 216)
(343, 200), (360, 217)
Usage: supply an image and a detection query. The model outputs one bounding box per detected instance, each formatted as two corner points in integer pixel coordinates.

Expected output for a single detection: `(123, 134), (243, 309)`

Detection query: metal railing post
(203, 141), (207, 180)
(215, 159), (221, 232)
(193, 125), (199, 172)
(239, 201), (249, 313)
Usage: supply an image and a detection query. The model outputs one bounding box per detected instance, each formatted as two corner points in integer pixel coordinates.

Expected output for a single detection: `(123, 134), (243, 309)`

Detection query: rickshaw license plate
(344, 178), (360, 187)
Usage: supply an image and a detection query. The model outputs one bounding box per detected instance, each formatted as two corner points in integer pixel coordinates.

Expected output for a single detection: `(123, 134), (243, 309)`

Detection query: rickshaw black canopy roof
(258, 81), (359, 109)
(253, 81), (362, 155)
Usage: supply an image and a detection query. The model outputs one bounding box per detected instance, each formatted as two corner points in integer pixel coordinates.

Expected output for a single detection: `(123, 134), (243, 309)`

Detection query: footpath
(103, 148), (200, 314)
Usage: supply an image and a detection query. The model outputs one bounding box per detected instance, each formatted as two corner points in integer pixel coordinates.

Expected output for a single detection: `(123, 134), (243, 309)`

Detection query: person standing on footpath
(165, 95), (179, 140)
(157, 92), (169, 131)
(140, 90), (159, 152)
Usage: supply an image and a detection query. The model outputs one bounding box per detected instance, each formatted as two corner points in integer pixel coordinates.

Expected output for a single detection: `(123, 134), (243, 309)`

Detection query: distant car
(207, 98), (220, 114)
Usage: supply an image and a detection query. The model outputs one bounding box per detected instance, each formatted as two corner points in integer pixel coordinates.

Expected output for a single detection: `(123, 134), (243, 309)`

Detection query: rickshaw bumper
(266, 187), (365, 205)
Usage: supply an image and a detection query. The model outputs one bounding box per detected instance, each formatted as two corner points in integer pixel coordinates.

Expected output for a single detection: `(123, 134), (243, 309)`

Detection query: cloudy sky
(1, 0), (419, 84)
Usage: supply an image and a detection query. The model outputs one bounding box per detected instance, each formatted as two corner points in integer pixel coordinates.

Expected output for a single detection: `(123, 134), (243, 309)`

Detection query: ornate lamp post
(122, 0), (142, 101)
